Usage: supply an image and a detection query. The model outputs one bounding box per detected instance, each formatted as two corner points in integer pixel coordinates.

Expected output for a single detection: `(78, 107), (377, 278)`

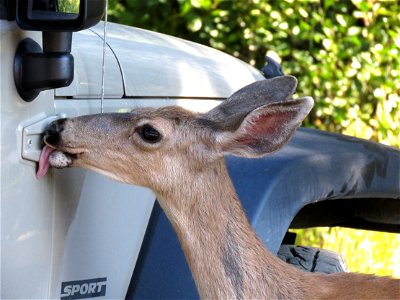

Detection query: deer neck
(156, 160), (303, 299)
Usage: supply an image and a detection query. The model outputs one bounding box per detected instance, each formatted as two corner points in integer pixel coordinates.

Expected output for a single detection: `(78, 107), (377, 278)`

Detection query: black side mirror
(16, 0), (105, 31)
(14, 0), (106, 102)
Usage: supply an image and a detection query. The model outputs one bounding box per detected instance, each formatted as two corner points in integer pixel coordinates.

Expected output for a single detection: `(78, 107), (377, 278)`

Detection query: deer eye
(138, 125), (161, 143)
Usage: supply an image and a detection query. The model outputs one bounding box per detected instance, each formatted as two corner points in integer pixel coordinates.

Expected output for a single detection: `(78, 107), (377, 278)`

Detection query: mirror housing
(16, 0), (106, 31)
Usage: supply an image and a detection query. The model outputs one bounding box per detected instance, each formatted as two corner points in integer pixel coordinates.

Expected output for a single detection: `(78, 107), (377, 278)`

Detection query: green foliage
(58, 0), (80, 14)
(107, 0), (400, 276)
(108, 0), (399, 146)
(293, 228), (400, 278)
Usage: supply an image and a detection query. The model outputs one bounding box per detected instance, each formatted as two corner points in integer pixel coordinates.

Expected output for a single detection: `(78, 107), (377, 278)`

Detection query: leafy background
(105, 0), (399, 276)
(58, 0), (80, 13)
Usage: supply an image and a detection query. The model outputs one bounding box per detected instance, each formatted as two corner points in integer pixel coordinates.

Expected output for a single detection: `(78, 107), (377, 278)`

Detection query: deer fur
(42, 76), (400, 299)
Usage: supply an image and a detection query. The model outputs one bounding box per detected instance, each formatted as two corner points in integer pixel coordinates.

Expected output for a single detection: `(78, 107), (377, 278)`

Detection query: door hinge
(22, 114), (66, 162)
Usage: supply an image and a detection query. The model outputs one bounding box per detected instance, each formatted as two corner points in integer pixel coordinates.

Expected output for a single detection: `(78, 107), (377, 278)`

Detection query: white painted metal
(91, 22), (263, 98)
(49, 170), (155, 299)
(1, 24), (58, 299)
(100, 0), (109, 113)
(55, 29), (123, 99)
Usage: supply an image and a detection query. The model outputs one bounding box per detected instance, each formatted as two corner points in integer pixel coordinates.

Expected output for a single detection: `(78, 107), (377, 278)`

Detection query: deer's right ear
(212, 97), (313, 158)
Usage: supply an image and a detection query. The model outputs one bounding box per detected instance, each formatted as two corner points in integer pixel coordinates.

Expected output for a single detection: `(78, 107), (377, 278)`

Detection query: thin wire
(100, 0), (109, 113)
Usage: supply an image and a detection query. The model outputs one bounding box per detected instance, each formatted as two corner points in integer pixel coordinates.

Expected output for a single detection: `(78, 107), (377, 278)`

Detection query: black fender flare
(228, 127), (400, 253)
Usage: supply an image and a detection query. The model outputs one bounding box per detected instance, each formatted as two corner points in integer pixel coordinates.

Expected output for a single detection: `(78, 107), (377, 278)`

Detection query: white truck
(1, 1), (399, 299)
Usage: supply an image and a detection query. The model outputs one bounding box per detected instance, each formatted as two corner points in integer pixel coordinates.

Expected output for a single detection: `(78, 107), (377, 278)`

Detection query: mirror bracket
(13, 0), (106, 101)
(14, 33), (74, 102)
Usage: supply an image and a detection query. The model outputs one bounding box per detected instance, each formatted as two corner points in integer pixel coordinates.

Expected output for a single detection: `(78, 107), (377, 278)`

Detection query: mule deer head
(39, 76), (312, 190)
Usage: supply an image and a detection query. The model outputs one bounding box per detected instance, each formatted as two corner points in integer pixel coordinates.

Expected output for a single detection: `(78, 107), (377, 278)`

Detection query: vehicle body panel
(90, 23), (262, 98)
(1, 24), (56, 298)
(55, 29), (123, 98)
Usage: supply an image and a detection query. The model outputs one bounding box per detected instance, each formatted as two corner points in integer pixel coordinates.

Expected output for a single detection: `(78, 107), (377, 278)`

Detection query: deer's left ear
(215, 97), (314, 158)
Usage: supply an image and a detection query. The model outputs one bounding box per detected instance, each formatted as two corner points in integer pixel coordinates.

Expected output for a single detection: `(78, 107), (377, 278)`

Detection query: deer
(37, 76), (400, 299)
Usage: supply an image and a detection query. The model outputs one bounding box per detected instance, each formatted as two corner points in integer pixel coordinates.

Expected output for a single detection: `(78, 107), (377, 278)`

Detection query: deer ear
(215, 97), (313, 158)
(206, 76), (298, 131)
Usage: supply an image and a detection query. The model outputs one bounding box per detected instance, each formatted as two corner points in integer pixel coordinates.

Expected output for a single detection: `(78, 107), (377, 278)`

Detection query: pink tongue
(36, 145), (55, 179)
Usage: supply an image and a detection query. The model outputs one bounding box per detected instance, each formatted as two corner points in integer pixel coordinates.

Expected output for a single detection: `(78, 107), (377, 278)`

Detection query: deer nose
(43, 118), (66, 146)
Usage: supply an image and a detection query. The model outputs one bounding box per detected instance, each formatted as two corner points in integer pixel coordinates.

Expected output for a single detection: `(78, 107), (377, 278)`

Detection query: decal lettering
(60, 277), (107, 299)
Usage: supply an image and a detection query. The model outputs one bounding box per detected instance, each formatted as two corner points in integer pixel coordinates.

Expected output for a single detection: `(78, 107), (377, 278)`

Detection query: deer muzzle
(37, 118), (79, 178)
